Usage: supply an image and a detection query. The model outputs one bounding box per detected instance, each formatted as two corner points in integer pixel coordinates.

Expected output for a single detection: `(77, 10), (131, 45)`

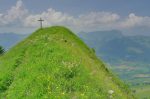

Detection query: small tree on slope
(0, 46), (5, 55)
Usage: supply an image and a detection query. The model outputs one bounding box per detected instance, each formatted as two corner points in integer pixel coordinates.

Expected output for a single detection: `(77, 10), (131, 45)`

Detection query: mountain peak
(0, 26), (134, 98)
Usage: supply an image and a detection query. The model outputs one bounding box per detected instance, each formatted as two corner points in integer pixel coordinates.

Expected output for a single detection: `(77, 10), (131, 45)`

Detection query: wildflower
(108, 90), (114, 94)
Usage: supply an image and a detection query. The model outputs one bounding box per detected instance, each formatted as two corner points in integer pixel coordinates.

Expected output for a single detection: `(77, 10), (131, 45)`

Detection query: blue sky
(0, 0), (150, 35)
(0, 0), (149, 16)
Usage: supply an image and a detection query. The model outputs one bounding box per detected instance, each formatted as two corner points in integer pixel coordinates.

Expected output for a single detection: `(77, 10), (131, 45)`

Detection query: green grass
(0, 26), (134, 98)
(132, 85), (150, 99)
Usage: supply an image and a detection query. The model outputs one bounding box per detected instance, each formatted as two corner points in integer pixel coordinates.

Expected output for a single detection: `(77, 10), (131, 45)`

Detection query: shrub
(0, 46), (5, 55)
(91, 48), (95, 53)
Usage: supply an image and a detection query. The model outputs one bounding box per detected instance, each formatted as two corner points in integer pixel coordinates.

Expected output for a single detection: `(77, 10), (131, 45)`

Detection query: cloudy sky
(0, 0), (150, 35)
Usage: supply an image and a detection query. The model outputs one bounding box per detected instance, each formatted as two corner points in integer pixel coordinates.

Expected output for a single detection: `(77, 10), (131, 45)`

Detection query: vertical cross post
(38, 18), (44, 29)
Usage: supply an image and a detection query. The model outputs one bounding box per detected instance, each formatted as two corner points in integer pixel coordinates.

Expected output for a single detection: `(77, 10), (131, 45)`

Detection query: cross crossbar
(38, 18), (44, 29)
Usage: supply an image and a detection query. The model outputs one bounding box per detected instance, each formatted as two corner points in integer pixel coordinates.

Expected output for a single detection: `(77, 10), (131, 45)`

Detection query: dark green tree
(0, 46), (5, 55)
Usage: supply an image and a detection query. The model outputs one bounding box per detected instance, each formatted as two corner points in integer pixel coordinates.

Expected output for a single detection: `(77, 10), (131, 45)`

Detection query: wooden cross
(38, 18), (44, 29)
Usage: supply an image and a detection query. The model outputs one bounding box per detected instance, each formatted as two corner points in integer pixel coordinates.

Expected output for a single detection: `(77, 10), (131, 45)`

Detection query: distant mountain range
(78, 30), (150, 64)
(0, 33), (28, 50)
(78, 30), (150, 86)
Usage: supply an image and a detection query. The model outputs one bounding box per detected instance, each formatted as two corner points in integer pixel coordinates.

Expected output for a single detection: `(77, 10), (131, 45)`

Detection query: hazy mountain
(78, 30), (150, 90)
(0, 33), (28, 50)
(78, 30), (123, 49)
(78, 31), (150, 64)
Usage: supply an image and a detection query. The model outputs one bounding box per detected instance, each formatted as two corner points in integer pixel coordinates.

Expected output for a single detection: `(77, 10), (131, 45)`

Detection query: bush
(0, 46), (5, 55)
(91, 48), (95, 53)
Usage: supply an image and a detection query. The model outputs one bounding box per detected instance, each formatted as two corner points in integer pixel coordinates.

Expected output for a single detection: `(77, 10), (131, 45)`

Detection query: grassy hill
(0, 26), (134, 99)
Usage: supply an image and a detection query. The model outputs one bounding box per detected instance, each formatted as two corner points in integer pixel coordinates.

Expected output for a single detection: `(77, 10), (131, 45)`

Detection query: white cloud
(120, 13), (144, 29)
(77, 12), (120, 25)
(24, 10), (121, 32)
(24, 8), (74, 27)
(22, 7), (150, 32)
(73, 12), (120, 31)
(0, 0), (28, 26)
(1, 0), (150, 33)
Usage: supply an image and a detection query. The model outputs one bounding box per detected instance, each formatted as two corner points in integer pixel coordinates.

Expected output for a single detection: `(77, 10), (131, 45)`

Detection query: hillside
(0, 26), (134, 98)
(79, 31), (150, 98)
(79, 31), (150, 83)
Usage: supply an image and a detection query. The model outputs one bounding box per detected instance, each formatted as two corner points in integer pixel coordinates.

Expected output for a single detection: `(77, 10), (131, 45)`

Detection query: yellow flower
(81, 93), (84, 96)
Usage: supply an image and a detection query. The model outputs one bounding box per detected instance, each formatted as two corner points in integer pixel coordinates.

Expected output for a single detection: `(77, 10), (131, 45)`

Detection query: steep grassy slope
(0, 26), (134, 99)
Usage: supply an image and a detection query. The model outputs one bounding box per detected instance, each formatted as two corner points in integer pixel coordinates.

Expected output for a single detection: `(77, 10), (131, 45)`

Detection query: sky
(0, 0), (150, 35)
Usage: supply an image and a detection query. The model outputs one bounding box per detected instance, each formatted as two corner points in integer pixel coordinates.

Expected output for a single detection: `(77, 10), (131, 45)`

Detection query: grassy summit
(0, 26), (134, 99)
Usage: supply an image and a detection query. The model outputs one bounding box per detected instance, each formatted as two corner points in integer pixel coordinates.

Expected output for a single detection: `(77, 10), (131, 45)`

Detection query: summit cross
(38, 18), (44, 29)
